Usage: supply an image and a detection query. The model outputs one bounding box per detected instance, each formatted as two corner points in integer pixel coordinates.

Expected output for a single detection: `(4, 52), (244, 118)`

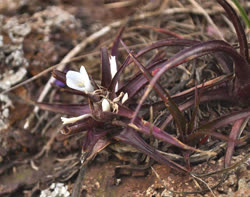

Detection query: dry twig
(188, 0), (224, 40)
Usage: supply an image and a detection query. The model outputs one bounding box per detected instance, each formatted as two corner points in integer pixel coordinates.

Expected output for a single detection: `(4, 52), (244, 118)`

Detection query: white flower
(109, 56), (118, 92)
(121, 92), (128, 104)
(102, 98), (111, 112)
(66, 66), (94, 93)
(61, 114), (92, 125)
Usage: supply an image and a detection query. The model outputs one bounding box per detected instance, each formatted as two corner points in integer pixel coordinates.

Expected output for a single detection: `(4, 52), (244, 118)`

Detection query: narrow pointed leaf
(54, 87), (89, 96)
(197, 108), (250, 132)
(217, 0), (249, 60)
(37, 103), (90, 116)
(85, 138), (111, 162)
(62, 117), (95, 135)
(171, 74), (233, 102)
(187, 83), (202, 134)
(186, 130), (241, 145)
(224, 117), (249, 167)
(111, 26), (125, 57)
(161, 87), (234, 129)
(82, 129), (108, 152)
(128, 117), (216, 155)
(101, 47), (112, 88)
(114, 128), (188, 172)
(119, 39), (233, 99)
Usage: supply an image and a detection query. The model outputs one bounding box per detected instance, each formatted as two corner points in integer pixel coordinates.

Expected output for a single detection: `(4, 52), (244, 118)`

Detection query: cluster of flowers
(60, 56), (128, 125)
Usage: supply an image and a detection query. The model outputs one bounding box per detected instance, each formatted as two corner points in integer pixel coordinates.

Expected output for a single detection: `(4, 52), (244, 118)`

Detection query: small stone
(210, 160), (216, 164)
(2, 108), (9, 118)
(115, 178), (121, 186)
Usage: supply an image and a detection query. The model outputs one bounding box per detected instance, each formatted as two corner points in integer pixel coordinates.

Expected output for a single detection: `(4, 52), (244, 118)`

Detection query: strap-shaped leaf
(128, 118), (215, 155)
(224, 117), (249, 167)
(37, 103), (90, 116)
(101, 47), (112, 88)
(111, 26), (125, 57)
(62, 117), (95, 135)
(113, 105), (214, 155)
(197, 107), (250, 133)
(161, 87), (233, 129)
(187, 83), (202, 134)
(114, 128), (188, 172)
(217, 0), (249, 61)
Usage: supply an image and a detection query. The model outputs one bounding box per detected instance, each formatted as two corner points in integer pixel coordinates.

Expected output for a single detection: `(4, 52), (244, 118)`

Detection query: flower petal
(109, 56), (117, 78)
(109, 56), (118, 92)
(121, 92), (128, 104)
(61, 114), (92, 125)
(102, 99), (111, 112)
(80, 66), (90, 81)
(66, 66), (94, 93)
(80, 66), (94, 92)
(66, 71), (86, 91)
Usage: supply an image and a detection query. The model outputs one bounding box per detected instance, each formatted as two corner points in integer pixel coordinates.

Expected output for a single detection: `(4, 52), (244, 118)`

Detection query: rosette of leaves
(38, 28), (209, 172)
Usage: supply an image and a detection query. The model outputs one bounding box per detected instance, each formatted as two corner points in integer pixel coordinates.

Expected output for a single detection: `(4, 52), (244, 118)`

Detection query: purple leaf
(161, 87), (234, 129)
(111, 26), (125, 57)
(114, 128), (188, 172)
(225, 118), (247, 167)
(197, 107), (250, 131)
(63, 117), (95, 135)
(128, 117), (215, 155)
(37, 103), (90, 116)
(85, 138), (111, 162)
(82, 128), (108, 157)
(217, 0), (249, 61)
(101, 47), (112, 88)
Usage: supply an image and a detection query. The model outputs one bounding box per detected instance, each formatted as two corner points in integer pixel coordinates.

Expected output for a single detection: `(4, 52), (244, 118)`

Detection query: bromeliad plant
(38, 0), (250, 172)
(38, 29), (210, 172)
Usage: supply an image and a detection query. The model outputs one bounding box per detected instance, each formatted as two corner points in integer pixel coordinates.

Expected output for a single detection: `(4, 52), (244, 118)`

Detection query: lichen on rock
(0, 94), (13, 131)
(0, 15), (30, 89)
